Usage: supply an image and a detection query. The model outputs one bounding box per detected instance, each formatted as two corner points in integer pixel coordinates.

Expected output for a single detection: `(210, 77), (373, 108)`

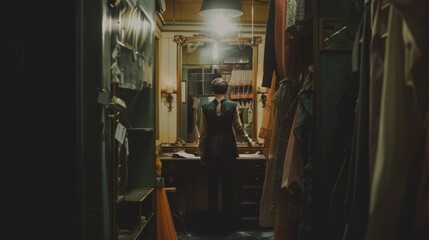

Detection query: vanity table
(159, 144), (266, 228)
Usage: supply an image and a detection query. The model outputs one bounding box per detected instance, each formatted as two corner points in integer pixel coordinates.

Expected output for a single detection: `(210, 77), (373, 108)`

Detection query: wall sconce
(162, 84), (175, 112)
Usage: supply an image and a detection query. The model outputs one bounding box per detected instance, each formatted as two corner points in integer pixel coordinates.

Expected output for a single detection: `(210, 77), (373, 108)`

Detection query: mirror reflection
(180, 39), (257, 142)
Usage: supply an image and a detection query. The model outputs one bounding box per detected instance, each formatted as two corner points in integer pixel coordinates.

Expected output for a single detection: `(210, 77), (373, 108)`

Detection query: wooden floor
(177, 230), (274, 240)
(175, 211), (274, 239)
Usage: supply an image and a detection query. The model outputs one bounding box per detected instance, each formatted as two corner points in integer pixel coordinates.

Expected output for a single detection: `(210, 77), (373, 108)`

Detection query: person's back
(201, 99), (238, 157)
(198, 78), (253, 215)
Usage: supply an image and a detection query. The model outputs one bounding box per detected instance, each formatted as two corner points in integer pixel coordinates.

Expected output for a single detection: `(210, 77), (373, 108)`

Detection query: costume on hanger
(259, 74), (278, 227)
(328, 71), (359, 240)
(366, 1), (426, 239)
(271, 78), (301, 240)
(261, 0), (278, 88)
(189, 97), (200, 143)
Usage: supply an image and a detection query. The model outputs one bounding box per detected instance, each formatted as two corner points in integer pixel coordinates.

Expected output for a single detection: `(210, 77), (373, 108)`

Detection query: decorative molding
(163, 29), (266, 35)
(173, 35), (188, 46)
(164, 22), (267, 28)
(251, 36), (262, 46)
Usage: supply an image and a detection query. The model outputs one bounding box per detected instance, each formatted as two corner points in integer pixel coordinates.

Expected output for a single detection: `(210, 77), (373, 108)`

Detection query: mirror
(174, 35), (262, 143)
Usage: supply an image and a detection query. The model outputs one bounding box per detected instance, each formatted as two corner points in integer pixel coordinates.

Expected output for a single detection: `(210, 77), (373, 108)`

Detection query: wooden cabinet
(118, 188), (155, 240)
(235, 159), (265, 228)
(107, 2), (157, 239)
(115, 127), (156, 240)
(159, 146), (265, 229)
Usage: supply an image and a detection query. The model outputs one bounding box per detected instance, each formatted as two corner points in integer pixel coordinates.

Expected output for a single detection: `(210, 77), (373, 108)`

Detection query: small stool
(165, 187), (188, 235)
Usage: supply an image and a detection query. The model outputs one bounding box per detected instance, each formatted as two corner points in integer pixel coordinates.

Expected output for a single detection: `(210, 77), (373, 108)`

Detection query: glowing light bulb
(212, 42), (219, 60)
(214, 14), (228, 35)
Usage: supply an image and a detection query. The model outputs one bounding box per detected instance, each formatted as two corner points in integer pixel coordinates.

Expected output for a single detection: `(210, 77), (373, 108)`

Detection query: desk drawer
(240, 217), (260, 228)
(240, 186), (262, 202)
(161, 160), (203, 172)
(240, 173), (265, 185)
(240, 201), (260, 216)
(162, 172), (200, 186)
(235, 160), (265, 173)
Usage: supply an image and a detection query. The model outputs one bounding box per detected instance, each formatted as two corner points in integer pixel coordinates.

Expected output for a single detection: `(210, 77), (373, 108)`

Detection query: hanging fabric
(366, 0), (429, 238)
(258, 74), (278, 227)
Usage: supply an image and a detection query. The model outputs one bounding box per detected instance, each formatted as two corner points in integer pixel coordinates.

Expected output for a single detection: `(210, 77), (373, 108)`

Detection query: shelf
(240, 185), (263, 189)
(123, 187), (154, 202)
(240, 201), (260, 205)
(118, 212), (155, 240)
(188, 94), (215, 97)
(127, 128), (154, 132)
(117, 195), (125, 204)
(183, 63), (250, 66)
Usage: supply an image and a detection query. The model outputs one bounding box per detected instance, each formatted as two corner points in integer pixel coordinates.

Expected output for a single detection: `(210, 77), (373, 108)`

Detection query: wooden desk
(159, 153), (266, 228)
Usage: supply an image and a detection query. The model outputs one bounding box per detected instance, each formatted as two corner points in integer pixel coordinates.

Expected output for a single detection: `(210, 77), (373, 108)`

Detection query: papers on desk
(163, 150), (263, 159)
(238, 151), (264, 158)
(171, 150), (199, 159)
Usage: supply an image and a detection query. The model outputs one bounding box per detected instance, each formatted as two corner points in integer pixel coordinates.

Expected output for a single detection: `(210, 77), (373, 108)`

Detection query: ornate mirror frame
(173, 35), (262, 141)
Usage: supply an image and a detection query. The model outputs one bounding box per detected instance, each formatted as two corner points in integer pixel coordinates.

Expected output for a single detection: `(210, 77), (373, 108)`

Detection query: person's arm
(232, 105), (253, 146)
(198, 109), (207, 164)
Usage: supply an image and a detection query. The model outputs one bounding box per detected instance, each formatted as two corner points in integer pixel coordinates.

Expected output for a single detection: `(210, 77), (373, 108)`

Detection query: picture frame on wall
(319, 18), (360, 52)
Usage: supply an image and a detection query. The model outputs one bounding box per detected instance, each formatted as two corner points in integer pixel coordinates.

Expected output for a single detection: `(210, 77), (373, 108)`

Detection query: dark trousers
(206, 154), (235, 212)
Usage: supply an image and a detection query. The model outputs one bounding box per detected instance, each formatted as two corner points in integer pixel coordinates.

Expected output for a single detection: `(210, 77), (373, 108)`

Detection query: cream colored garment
(258, 74), (277, 227)
(191, 97), (200, 143)
(281, 105), (304, 190)
(366, 5), (419, 240)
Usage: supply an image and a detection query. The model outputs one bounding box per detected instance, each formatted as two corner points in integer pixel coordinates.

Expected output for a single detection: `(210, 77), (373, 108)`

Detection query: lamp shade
(199, 0), (243, 19)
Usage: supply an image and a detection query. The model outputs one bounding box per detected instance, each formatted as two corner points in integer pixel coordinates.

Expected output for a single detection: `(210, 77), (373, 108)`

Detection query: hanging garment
(281, 75), (314, 191)
(328, 71), (359, 240)
(274, 0), (287, 80)
(411, 110), (429, 240)
(389, 0), (429, 122)
(274, 189), (299, 240)
(369, 0), (388, 178)
(271, 79), (301, 240)
(278, 72), (314, 240)
(285, 20), (314, 95)
(282, 104), (303, 191)
(259, 75), (277, 141)
(259, 74), (278, 227)
(366, 5), (419, 240)
(262, 0), (277, 88)
(270, 79), (301, 216)
(190, 97), (200, 143)
(341, 3), (371, 240)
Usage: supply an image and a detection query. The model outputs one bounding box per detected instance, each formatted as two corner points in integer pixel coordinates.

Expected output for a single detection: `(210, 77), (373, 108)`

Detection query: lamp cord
(252, 0), (254, 40)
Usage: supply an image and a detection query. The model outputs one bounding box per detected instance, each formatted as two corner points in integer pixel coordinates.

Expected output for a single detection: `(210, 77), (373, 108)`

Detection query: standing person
(198, 78), (254, 216)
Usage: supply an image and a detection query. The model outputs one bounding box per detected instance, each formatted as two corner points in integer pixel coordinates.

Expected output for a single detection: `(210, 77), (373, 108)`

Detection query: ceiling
(161, 0), (269, 25)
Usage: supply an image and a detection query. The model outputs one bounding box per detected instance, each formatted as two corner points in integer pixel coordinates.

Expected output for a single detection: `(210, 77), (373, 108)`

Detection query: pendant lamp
(199, 0), (243, 19)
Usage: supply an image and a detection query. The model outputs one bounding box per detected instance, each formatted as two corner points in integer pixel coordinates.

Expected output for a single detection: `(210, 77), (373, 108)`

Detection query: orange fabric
(259, 74), (277, 141)
(156, 188), (177, 240)
(274, 0), (288, 79)
(274, 189), (298, 240)
(258, 73), (277, 227)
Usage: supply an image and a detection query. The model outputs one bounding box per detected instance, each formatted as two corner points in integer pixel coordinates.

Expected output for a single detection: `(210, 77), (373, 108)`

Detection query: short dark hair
(211, 78), (229, 94)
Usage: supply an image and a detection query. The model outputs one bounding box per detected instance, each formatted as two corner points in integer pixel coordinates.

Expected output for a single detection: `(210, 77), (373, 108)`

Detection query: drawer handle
(254, 164), (261, 170)
(167, 164), (175, 169)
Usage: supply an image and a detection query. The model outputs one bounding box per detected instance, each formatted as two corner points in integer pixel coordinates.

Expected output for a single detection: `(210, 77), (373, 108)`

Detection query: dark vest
(201, 99), (238, 157)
